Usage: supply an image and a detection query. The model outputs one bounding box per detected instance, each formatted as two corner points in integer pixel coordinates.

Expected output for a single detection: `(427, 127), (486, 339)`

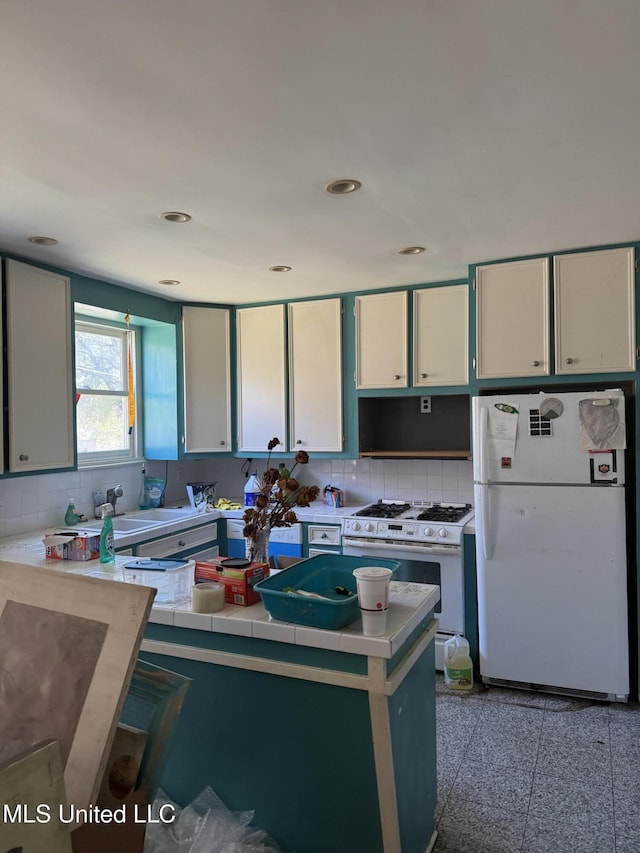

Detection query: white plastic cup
(352, 566), (393, 611)
(353, 566), (393, 637)
(360, 608), (389, 637)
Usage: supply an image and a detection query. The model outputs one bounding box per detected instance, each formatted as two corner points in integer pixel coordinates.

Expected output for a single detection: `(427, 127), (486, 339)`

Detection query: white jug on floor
(443, 634), (473, 690)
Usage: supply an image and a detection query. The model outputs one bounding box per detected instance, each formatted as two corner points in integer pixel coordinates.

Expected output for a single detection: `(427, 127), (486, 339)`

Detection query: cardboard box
(44, 531), (101, 561)
(195, 559), (269, 606)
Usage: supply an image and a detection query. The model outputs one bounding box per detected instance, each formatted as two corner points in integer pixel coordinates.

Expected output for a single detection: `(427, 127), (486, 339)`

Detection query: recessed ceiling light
(398, 246), (426, 255)
(325, 179), (362, 195)
(269, 265), (292, 272)
(160, 211), (192, 223)
(28, 235), (58, 246)
(158, 279), (181, 286)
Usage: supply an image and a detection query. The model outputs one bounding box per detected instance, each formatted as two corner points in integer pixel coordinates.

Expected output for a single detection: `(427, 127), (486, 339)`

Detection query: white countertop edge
(149, 580), (440, 659)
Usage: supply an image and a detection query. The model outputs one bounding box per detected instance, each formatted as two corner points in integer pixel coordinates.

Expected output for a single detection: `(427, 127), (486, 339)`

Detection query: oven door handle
(343, 538), (461, 556)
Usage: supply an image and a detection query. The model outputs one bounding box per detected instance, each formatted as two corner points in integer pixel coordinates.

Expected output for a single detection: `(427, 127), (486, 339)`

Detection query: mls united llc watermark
(3, 802), (177, 824)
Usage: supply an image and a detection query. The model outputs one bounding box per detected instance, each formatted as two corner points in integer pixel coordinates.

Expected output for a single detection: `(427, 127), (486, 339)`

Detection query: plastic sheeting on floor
(144, 787), (284, 853)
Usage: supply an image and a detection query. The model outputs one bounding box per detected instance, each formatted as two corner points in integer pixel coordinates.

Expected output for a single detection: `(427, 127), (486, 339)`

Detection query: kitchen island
(0, 536), (439, 853)
(141, 576), (439, 853)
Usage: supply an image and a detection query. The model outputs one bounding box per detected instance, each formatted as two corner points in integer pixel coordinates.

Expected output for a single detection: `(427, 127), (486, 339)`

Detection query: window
(75, 320), (140, 464)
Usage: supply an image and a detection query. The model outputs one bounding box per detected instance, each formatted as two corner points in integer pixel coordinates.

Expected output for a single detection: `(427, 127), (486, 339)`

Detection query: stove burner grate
(355, 501), (411, 519)
(416, 503), (472, 523)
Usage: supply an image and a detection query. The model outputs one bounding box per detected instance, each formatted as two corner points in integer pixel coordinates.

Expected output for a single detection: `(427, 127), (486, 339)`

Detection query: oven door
(342, 537), (465, 667)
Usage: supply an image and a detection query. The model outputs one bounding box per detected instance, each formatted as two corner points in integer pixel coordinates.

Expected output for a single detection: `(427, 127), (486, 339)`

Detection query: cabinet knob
(531, 360), (540, 367)
(178, 540), (186, 547)
(219, 440), (225, 446)
(393, 374), (401, 380)
(420, 372), (428, 379)
(565, 357), (574, 365)
(19, 454), (28, 461)
(296, 439), (302, 444)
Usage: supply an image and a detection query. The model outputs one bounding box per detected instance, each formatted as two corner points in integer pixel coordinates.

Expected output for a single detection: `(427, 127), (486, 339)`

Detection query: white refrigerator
(472, 389), (629, 700)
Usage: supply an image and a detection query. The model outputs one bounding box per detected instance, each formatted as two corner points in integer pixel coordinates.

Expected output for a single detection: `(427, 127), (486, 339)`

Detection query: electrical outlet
(420, 396), (432, 414)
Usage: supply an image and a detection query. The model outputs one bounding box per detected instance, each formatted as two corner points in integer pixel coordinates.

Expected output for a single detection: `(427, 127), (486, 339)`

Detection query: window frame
(74, 317), (143, 467)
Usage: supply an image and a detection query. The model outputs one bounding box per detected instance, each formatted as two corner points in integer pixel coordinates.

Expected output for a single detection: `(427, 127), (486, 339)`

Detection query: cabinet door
(413, 284), (468, 386)
(476, 258), (550, 379)
(289, 298), (342, 452)
(236, 305), (286, 452)
(355, 291), (407, 389)
(554, 246), (636, 374)
(6, 260), (73, 472)
(182, 306), (231, 453)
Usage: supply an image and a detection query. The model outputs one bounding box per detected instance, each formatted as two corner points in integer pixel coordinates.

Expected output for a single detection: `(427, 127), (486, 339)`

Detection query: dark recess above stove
(358, 394), (471, 460)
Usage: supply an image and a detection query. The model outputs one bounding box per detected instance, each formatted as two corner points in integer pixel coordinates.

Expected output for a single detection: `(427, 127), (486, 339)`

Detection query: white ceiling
(2, 1), (640, 305)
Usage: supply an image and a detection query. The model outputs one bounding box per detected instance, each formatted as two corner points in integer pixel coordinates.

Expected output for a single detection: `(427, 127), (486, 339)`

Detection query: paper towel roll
(191, 582), (225, 613)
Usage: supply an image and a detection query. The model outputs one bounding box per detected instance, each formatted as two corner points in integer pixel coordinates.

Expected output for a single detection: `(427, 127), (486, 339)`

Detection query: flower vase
(246, 527), (270, 565)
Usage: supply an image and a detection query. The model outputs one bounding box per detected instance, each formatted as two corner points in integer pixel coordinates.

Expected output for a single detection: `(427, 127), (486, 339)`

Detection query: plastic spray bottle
(64, 498), (79, 526)
(99, 503), (115, 565)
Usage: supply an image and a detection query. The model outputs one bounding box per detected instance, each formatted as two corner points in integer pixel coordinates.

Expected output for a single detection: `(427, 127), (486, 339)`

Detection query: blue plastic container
(255, 554), (400, 630)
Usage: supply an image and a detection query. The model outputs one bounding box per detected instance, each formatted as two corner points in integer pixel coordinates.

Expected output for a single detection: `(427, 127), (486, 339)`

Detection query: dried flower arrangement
(242, 438), (320, 538)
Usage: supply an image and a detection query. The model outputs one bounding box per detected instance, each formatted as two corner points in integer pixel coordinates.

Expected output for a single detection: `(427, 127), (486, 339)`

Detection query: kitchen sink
(127, 508), (198, 522)
(74, 517), (162, 534)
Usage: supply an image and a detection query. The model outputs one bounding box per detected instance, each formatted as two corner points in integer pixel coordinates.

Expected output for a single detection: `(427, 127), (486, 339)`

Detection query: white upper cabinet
(413, 285), (468, 386)
(554, 246), (636, 374)
(182, 306), (231, 453)
(355, 291), (407, 389)
(6, 260), (74, 472)
(475, 257), (550, 379)
(236, 304), (287, 453)
(289, 298), (342, 452)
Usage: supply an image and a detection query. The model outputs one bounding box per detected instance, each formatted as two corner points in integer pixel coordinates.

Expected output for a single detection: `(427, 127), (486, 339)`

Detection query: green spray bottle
(99, 503), (115, 564)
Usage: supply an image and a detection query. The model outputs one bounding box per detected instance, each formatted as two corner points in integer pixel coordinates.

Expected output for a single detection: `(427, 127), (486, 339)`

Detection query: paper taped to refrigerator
(578, 397), (626, 450)
(487, 402), (519, 459)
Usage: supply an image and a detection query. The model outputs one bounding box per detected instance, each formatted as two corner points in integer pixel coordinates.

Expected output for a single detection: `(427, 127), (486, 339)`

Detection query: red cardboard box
(194, 559), (269, 606)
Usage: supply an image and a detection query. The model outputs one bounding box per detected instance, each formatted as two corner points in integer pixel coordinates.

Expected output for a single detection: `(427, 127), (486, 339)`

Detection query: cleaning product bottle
(244, 472), (262, 507)
(278, 462), (290, 481)
(99, 503), (115, 565)
(64, 498), (79, 526)
(443, 634), (473, 690)
(138, 463), (148, 509)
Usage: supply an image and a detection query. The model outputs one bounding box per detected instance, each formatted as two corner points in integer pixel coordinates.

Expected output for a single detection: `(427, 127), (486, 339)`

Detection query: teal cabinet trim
(73, 274), (181, 325)
(389, 639), (436, 853)
(463, 533), (478, 668)
(142, 325), (179, 460)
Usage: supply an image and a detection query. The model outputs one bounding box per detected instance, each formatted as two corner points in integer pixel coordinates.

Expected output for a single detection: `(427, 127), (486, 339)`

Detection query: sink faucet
(106, 485), (123, 516)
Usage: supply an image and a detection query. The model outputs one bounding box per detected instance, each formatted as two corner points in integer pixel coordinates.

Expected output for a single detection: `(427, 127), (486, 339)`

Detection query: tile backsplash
(0, 456), (473, 539)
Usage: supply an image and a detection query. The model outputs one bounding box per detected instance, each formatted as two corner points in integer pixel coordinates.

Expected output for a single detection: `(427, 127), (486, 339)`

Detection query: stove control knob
(425, 527), (434, 537)
(352, 521), (361, 532)
(365, 522), (374, 533)
(438, 528), (448, 538)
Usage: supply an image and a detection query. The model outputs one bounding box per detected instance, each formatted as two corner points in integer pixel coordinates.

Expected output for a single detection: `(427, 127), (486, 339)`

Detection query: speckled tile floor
(433, 674), (640, 853)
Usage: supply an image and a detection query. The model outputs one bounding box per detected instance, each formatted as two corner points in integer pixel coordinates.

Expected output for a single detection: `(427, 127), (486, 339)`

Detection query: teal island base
(141, 608), (438, 853)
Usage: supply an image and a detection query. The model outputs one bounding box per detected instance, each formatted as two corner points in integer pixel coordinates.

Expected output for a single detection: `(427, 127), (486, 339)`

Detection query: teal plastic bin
(255, 554), (400, 630)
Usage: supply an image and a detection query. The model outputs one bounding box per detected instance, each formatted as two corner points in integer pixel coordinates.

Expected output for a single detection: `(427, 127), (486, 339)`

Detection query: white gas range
(342, 500), (473, 547)
(341, 501), (474, 670)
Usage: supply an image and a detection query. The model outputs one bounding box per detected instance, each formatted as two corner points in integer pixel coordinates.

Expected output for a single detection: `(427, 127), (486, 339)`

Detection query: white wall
(0, 456), (473, 538)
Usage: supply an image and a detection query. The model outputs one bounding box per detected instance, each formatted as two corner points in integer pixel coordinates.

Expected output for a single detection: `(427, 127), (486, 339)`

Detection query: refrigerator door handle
(480, 483), (493, 560)
(478, 404), (489, 485)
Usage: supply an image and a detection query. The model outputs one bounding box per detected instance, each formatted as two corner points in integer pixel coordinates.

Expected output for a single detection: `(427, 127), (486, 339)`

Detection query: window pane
(75, 329), (124, 391)
(76, 394), (130, 453)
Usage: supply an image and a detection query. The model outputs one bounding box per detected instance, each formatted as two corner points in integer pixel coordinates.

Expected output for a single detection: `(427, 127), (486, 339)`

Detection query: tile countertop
(0, 537), (440, 660)
(215, 499), (364, 523)
(217, 499), (476, 532)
